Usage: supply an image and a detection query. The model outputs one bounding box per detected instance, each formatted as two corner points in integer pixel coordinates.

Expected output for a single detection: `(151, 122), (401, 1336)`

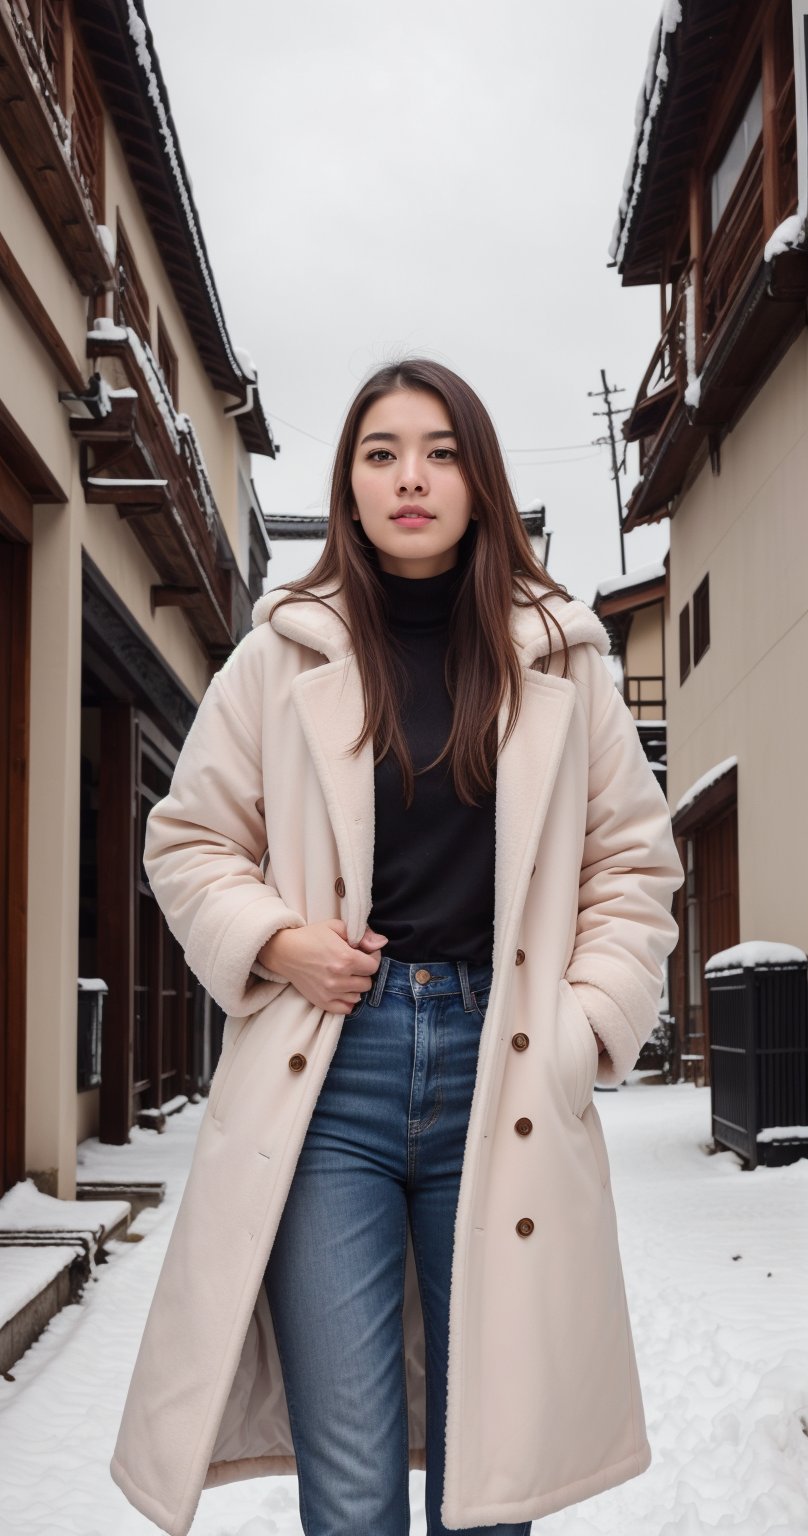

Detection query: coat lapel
(255, 579), (610, 961)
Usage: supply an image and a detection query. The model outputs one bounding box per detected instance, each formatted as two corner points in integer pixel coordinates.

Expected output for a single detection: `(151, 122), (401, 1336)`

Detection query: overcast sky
(146, 0), (667, 605)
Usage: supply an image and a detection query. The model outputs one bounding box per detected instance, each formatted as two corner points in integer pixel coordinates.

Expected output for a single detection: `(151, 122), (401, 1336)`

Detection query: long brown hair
(271, 358), (574, 807)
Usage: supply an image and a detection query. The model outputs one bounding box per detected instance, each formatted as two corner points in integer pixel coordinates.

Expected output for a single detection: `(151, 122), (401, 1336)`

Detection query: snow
(674, 754), (737, 814)
(595, 560), (666, 599)
(77, 978), (107, 992)
(757, 1126), (808, 1144)
(85, 478), (168, 489)
(95, 224), (116, 266)
(124, 0), (247, 387)
(234, 346), (258, 382)
(0, 1248), (85, 1332)
(705, 940), (807, 973)
(1, 1085), (807, 1534)
(763, 213), (808, 263)
(684, 273), (702, 409)
(86, 319), (126, 341)
(609, 0), (683, 266)
(684, 372), (702, 409)
(160, 1094), (189, 1116)
(0, 1179), (129, 1237)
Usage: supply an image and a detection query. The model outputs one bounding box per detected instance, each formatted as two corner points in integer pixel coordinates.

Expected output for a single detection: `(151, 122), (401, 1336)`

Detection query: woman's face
(350, 388), (474, 577)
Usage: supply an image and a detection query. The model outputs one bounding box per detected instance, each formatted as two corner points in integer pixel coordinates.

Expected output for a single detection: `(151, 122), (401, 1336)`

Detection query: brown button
(334, 877), (346, 898)
(414, 968), (431, 983)
(288, 1053), (307, 1072)
(512, 1032), (530, 1051)
(515, 949), (525, 965)
(515, 1117), (533, 1136)
(516, 1217), (534, 1237)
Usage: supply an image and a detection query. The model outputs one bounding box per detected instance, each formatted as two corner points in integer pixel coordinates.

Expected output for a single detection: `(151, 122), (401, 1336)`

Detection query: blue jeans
(264, 955), (531, 1536)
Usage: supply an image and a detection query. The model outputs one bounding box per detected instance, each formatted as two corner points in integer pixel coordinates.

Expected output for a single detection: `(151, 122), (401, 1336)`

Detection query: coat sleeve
(143, 642), (307, 1018)
(564, 646), (685, 1086)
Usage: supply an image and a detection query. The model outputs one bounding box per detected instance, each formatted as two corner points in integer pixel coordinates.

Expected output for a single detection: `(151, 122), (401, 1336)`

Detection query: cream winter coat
(110, 577), (684, 1534)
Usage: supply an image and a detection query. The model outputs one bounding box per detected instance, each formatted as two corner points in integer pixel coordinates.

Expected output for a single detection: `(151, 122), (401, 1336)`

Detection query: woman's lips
(392, 509), (435, 526)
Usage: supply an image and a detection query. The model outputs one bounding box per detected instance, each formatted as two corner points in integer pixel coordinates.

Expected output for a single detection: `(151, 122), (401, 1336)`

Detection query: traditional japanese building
(610, 0), (808, 1083)
(0, 0), (276, 1196)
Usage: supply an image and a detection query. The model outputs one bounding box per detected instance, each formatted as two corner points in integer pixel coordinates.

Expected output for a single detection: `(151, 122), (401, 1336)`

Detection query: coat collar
(251, 577), (611, 973)
(252, 577), (611, 668)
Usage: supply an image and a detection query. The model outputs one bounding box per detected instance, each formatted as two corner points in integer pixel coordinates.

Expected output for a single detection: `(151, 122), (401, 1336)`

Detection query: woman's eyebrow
(359, 430), (458, 445)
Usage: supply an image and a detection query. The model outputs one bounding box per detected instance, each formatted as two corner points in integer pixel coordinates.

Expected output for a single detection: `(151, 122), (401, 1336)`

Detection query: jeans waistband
(363, 955), (494, 1012)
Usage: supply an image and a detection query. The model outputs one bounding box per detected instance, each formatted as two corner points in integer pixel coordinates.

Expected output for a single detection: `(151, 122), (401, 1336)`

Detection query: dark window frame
(156, 310), (179, 405)
(693, 573), (710, 664)
(679, 601), (691, 685)
(114, 212), (150, 342)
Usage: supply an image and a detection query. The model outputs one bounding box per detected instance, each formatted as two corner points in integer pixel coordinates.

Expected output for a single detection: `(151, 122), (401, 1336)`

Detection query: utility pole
(588, 368), (631, 576)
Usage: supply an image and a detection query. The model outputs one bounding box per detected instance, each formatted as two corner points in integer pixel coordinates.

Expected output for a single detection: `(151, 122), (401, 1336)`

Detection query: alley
(1, 1077), (806, 1536)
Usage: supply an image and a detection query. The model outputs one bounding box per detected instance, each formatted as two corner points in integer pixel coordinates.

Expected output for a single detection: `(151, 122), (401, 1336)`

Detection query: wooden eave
(614, 0), (750, 285)
(72, 0), (277, 458)
(81, 331), (251, 657)
(623, 244), (808, 529)
(594, 578), (667, 620)
(0, 0), (113, 292)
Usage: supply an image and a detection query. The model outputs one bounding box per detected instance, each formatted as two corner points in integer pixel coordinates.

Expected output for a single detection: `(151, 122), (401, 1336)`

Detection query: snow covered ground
(1, 1076), (807, 1536)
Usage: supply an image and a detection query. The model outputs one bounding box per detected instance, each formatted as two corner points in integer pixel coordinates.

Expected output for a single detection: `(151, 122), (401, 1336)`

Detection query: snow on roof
(674, 755), (737, 815)
(705, 940), (807, 972)
(594, 560), (667, 600)
(609, 0), (683, 266)
(125, 0), (248, 389)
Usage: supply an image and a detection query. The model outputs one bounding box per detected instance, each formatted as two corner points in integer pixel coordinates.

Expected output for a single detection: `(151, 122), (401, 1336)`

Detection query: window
(679, 602), (691, 685)
(710, 77), (763, 233)
(157, 311), (178, 405)
(114, 214), (150, 341)
(693, 573), (710, 663)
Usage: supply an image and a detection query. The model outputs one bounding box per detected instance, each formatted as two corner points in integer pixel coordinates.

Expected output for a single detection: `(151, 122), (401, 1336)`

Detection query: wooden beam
(0, 231), (86, 393)
(761, 5), (778, 237)
(150, 585), (200, 611)
(0, 454), (32, 542)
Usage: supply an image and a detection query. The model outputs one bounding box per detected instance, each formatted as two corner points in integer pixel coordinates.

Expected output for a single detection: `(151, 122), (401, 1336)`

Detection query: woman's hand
(258, 919), (389, 1014)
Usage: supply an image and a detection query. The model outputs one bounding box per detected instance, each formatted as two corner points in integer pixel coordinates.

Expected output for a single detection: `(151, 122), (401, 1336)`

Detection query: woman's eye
(430, 448), (457, 460)
(367, 449), (393, 462)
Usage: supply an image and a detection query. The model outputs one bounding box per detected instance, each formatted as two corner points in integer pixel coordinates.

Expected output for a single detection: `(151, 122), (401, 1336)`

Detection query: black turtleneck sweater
(366, 562), (496, 964)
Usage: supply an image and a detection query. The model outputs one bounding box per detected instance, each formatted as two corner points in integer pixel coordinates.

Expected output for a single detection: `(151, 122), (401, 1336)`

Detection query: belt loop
(457, 959), (474, 1012)
(368, 954), (390, 1008)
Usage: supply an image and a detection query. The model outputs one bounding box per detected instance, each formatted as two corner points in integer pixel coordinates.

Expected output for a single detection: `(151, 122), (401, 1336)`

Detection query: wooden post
(98, 704), (135, 1144)
(0, 537), (31, 1195)
(688, 167), (704, 372)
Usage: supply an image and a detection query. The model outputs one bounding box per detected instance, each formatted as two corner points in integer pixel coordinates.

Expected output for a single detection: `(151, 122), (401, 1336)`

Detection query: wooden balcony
(622, 62), (806, 531)
(0, 0), (111, 291)
(79, 325), (251, 658)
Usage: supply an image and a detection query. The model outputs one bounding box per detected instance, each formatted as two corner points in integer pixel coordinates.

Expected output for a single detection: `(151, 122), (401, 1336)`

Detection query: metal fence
(707, 956), (808, 1170)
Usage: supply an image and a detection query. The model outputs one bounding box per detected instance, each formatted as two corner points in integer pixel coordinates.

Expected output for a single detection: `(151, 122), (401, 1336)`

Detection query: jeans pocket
(471, 985), (491, 1020)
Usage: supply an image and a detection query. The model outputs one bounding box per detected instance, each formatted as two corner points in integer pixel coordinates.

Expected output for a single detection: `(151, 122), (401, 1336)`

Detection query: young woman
(110, 359), (684, 1536)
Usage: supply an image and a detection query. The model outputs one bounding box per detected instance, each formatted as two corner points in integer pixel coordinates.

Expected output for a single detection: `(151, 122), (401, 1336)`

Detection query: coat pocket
(558, 977), (599, 1118)
(207, 1015), (253, 1121)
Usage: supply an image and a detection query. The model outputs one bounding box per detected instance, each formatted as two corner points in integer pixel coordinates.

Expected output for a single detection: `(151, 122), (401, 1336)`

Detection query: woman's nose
(397, 456), (428, 494)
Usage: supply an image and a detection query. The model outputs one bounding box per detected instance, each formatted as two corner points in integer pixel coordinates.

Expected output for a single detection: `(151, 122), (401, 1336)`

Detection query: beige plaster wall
(666, 327), (808, 947)
(0, 146), (88, 371)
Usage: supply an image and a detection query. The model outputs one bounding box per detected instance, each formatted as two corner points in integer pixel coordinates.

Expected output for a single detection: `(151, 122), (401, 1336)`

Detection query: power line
(266, 413), (334, 448)
(504, 440), (600, 453)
